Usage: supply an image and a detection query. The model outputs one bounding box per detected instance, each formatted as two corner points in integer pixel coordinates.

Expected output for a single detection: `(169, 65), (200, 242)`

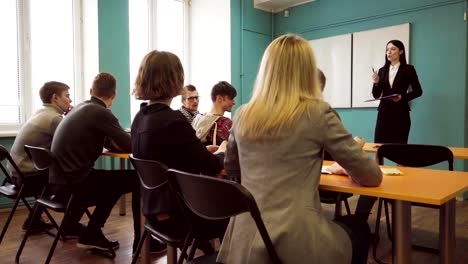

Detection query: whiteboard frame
(309, 34), (352, 108)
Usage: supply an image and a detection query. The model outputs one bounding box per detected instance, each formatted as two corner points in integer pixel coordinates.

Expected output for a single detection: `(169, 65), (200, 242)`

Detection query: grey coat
(217, 101), (382, 264)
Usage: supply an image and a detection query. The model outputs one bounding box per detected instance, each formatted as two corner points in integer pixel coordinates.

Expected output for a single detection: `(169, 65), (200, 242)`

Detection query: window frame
(0, 0), (96, 137)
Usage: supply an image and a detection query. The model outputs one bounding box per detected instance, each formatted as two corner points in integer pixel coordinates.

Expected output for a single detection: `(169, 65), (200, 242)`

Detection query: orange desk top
(320, 161), (468, 205)
(363, 142), (468, 159)
(101, 150), (130, 159)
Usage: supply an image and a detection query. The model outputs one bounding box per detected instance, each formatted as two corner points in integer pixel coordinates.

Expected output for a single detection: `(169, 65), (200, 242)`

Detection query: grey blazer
(217, 101), (382, 264)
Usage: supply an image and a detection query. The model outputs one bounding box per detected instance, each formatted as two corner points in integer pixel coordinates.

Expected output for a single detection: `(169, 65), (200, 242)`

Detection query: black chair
(15, 145), (113, 264)
(167, 169), (282, 264)
(0, 145), (57, 244)
(129, 156), (191, 264)
(321, 151), (353, 219)
(373, 143), (453, 262)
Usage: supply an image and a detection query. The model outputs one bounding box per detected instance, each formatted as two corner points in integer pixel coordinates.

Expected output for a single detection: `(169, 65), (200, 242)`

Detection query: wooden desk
(321, 160), (468, 264)
(363, 142), (468, 159)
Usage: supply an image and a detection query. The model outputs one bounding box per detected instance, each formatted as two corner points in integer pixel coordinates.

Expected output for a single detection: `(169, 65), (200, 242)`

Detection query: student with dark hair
(50, 72), (141, 252)
(192, 81), (237, 146)
(355, 39), (423, 220)
(9, 81), (72, 232)
(178, 84), (199, 123)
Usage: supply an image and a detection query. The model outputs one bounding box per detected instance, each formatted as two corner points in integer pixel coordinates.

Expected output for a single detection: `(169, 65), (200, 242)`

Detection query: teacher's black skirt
(374, 110), (411, 144)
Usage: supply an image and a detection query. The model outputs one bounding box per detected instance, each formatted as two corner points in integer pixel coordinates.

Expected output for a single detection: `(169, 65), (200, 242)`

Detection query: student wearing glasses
(178, 84), (200, 124)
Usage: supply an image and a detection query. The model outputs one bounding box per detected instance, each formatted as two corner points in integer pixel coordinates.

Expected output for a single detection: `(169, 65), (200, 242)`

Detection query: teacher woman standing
(372, 39), (423, 144)
(355, 40), (424, 221)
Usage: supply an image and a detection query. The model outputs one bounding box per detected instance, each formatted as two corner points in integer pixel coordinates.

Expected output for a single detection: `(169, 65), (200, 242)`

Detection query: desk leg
(119, 158), (127, 216)
(440, 199), (456, 264)
(392, 200), (411, 264)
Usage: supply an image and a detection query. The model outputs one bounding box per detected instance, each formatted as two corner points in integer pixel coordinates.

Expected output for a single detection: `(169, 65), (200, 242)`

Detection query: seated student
(9, 81), (72, 232)
(192, 81), (237, 146)
(50, 72), (140, 251)
(177, 84), (200, 123)
(217, 34), (382, 264)
(131, 50), (228, 254)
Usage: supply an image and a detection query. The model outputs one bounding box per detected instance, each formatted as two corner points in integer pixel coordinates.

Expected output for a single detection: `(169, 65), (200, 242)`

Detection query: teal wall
(231, 0), (273, 112)
(98, 0), (131, 128)
(232, 0), (467, 172)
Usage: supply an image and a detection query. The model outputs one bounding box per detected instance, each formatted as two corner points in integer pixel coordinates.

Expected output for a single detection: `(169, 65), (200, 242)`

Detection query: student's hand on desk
(328, 162), (348, 175)
(214, 140), (228, 154)
(390, 94), (402, 102)
(206, 145), (219, 153)
(354, 136), (366, 149)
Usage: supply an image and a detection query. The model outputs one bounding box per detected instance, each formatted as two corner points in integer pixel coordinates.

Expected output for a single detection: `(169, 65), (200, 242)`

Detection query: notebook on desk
(381, 168), (403, 175)
(321, 166), (332, 174)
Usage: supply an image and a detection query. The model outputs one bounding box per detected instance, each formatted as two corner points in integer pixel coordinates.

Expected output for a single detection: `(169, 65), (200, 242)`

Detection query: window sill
(0, 131), (18, 137)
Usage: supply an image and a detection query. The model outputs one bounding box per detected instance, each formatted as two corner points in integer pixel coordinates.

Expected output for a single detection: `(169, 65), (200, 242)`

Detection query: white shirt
(389, 63), (400, 88)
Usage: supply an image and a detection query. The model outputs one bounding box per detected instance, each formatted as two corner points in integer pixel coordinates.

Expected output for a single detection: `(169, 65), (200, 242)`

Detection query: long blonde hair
(235, 34), (322, 140)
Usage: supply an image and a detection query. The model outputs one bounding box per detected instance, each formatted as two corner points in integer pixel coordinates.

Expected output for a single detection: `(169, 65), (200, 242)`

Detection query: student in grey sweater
(9, 81), (72, 232)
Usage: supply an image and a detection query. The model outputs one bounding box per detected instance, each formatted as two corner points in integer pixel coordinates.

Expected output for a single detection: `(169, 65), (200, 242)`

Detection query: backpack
(192, 114), (220, 145)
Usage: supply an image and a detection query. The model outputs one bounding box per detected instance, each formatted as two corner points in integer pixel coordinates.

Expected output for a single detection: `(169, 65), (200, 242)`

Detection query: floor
(0, 195), (467, 263)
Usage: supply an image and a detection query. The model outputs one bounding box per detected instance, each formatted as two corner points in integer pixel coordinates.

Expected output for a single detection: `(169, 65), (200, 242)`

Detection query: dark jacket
(131, 102), (223, 216)
(372, 64), (423, 113)
(50, 96), (130, 185)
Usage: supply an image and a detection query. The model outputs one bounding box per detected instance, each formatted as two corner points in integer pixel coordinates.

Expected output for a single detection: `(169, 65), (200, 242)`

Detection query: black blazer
(372, 64), (423, 113)
(131, 103), (223, 216)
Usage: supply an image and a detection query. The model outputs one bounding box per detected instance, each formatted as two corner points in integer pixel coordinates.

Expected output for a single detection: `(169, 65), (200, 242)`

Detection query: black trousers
(51, 169), (141, 241)
(334, 215), (371, 264)
(12, 171), (49, 222)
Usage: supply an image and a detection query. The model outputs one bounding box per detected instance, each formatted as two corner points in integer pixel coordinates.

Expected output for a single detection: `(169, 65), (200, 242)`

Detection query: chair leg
(44, 196), (75, 264)
(0, 192), (23, 244)
(344, 199), (351, 215)
(178, 232), (193, 264)
(131, 230), (148, 264)
(15, 202), (42, 264)
(334, 193), (343, 219)
(187, 238), (199, 261)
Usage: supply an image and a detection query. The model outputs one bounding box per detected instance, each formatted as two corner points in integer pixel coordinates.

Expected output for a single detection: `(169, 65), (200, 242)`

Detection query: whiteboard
(309, 34), (352, 108)
(352, 23), (410, 108)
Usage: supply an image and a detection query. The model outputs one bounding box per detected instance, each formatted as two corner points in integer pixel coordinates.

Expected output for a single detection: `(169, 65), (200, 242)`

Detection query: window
(129, 0), (232, 118)
(129, 0), (188, 119)
(0, 0), (98, 136)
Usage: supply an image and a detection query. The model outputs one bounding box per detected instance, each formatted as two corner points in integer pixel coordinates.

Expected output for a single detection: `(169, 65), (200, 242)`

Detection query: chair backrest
(377, 143), (454, 170)
(166, 169), (282, 264)
(0, 144), (25, 184)
(129, 155), (168, 190)
(23, 145), (53, 172)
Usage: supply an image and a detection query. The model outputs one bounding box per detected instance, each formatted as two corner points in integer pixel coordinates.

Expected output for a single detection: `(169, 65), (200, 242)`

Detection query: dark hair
(39, 81), (70, 104)
(317, 69), (326, 91)
(182, 84), (197, 100)
(211, 81), (237, 102)
(384, 40), (407, 66)
(133, 50), (184, 101)
(92, 72), (117, 99)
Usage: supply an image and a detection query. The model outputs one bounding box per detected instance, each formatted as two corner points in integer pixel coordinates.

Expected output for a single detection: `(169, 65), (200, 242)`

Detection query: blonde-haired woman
(217, 34), (382, 263)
